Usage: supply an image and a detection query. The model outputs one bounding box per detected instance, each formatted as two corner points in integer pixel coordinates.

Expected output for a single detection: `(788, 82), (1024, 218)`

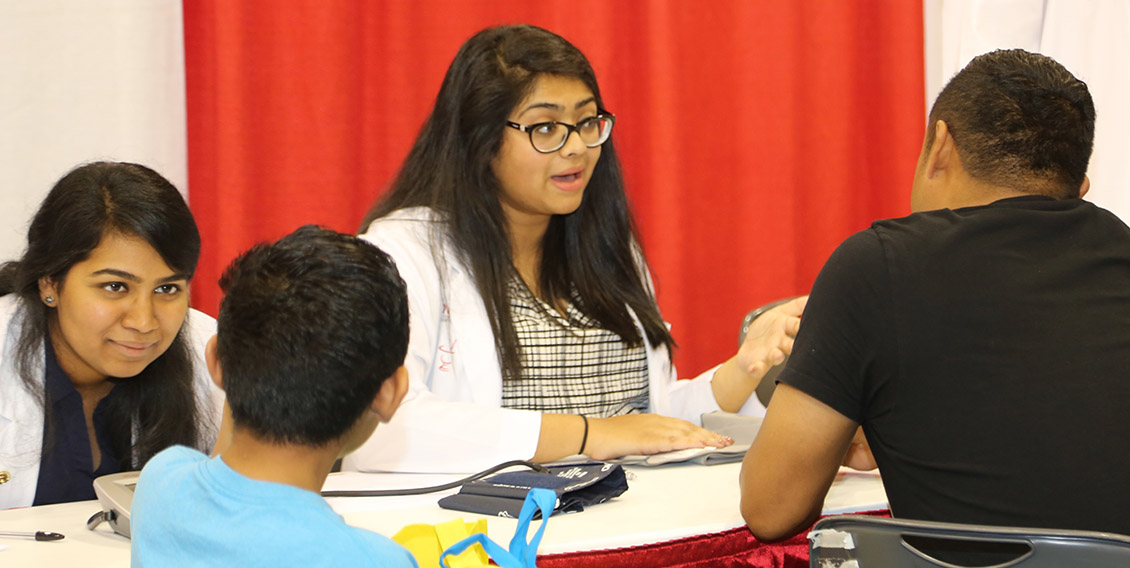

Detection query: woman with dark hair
(349, 25), (804, 472)
(0, 161), (222, 509)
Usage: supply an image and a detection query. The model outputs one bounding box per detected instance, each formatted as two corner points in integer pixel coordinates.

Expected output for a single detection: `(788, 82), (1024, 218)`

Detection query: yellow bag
(393, 518), (489, 567)
(393, 488), (558, 568)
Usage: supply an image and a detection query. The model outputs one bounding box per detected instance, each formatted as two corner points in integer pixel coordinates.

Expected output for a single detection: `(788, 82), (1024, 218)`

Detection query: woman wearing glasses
(350, 25), (803, 472)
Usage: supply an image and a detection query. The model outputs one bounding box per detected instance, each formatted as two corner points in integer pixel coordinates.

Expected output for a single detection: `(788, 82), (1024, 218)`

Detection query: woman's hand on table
(583, 414), (732, 461)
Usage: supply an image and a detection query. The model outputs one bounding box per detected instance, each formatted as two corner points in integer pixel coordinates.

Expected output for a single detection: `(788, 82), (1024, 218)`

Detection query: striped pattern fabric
(501, 279), (649, 417)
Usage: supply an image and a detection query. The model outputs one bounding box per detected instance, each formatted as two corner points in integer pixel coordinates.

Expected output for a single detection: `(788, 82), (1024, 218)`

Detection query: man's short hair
(928, 49), (1095, 198)
(216, 225), (409, 446)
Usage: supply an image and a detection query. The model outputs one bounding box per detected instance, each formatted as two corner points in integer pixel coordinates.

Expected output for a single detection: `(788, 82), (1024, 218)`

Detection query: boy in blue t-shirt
(131, 226), (417, 567)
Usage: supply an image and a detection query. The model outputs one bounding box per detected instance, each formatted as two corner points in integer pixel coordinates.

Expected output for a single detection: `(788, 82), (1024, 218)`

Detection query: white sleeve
(637, 259), (768, 422)
(184, 309), (224, 451)
(344, 214), (541, 473)
(664, 363), (768, 420)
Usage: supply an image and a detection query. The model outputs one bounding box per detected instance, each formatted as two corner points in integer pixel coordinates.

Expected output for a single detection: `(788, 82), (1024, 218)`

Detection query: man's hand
(842, 427), (877, 471)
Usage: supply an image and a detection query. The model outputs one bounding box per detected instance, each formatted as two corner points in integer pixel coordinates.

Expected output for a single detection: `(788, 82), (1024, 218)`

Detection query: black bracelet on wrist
(579, 415), (589, 455)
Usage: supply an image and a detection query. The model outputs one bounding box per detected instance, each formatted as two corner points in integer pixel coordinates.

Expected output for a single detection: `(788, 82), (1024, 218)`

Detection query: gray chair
(739, 298), (797, 407)
(808, 515), (1130, 568)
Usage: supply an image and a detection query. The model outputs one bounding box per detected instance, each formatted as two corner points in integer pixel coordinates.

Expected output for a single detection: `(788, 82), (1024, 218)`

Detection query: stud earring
(44, 296), (55, 304)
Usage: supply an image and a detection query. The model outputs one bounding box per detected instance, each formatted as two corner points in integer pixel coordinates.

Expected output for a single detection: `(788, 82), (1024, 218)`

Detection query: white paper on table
(822, 469), (888, 514)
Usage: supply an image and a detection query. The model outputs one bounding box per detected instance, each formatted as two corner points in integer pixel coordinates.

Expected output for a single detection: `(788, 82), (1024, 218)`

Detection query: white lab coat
(344, 207), (765, 473)
(0, 295), (222, 510)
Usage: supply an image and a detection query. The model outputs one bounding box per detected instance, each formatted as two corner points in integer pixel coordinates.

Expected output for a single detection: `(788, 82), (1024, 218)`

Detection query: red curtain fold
(183, 1), (923, 376)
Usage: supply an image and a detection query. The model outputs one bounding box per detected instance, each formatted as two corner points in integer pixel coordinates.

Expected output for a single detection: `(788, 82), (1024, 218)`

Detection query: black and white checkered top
(500, 278), (650, 417)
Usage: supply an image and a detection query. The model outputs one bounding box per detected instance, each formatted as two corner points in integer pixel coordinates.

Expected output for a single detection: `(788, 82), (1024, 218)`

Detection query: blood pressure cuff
(438, 462), (628, 518)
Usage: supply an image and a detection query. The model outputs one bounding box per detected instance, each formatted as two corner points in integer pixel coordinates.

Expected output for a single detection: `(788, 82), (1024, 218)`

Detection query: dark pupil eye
(580, 119), (600, 134)
(534, 124), (557, 137)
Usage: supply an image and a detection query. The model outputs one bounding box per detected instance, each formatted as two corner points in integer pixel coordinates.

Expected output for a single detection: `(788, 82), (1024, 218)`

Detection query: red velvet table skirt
(537, 510), (891, 568)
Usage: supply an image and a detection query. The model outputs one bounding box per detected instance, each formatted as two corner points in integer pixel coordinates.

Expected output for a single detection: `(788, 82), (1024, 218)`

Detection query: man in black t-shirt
(740, 49), (1130, 541)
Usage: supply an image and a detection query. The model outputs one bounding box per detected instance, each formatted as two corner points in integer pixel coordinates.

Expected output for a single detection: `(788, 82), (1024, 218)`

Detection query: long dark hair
(0, 161), (206, 469)
(360, 24), (674, 380)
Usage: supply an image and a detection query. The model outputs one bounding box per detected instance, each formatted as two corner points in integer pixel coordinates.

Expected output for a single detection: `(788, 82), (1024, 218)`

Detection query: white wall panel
(0, 0), (186, 261)
(925, 0), (1130, 221)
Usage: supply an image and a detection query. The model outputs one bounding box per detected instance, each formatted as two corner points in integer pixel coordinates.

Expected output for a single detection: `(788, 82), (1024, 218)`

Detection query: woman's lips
(109, 339), (157, 357)
(551, 168), (585, 191)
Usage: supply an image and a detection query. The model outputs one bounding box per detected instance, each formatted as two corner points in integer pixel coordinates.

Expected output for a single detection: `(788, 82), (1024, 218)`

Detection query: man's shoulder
(821, 227), (887, 274)
(868, 208), (956, 238)
(869, 198), (1130, 256)
(864, 208), (997, 260)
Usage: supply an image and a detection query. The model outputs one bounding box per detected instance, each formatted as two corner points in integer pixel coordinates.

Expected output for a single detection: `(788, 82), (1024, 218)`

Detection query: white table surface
(0, 462), (886, 566)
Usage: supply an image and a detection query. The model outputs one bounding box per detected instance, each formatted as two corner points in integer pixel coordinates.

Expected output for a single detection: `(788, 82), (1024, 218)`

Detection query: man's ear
(371, 366), (409, 423)
(205, 334), (224, 390)
(923, 120), (957, 180)
(1079, 175), (1090, 198)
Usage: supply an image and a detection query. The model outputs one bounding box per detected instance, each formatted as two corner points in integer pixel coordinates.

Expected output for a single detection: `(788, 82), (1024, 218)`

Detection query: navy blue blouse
(33, 338), (124, 506)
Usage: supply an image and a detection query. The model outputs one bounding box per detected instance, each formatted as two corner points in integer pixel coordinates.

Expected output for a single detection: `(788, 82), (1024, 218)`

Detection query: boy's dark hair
(928, 49), (1095, 198)
(216, 225), (409, 446)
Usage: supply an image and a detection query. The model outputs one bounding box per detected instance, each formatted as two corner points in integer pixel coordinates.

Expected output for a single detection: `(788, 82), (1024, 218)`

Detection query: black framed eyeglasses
(505, 112), (616, 153)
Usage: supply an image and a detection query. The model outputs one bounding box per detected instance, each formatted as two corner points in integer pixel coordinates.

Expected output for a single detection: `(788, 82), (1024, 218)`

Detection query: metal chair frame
(809, 514), (1130, 568)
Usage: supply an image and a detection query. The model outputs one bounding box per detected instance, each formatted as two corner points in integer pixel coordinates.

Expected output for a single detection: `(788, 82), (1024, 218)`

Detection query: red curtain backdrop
(183, 1), (923, 377)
